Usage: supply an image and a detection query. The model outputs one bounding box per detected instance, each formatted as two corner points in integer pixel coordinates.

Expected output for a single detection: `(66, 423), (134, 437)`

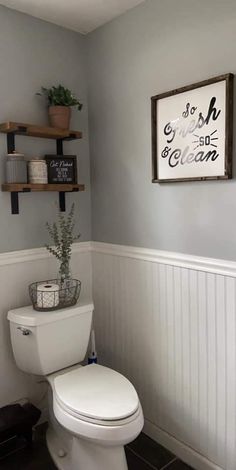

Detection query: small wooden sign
(45, 155), (77, 184)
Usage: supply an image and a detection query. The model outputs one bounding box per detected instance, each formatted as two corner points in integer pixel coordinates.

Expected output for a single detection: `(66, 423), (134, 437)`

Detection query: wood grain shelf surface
(0, 122), (82, 140)
(2, 183), (85, 192)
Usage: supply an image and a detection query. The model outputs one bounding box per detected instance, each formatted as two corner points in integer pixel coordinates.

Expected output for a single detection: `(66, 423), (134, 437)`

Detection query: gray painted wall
(87, 0), (236, 261)
(1, 0), (236, 260)
(0, 6), (91, 252)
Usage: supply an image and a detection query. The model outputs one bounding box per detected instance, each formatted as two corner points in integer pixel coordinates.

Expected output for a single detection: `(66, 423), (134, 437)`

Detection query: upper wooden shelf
(2, 183), (85, 192)
(0, 122), (82, 140)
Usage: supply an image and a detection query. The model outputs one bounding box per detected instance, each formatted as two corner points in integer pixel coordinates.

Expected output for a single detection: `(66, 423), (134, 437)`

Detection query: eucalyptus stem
(45, 203), (80, 281)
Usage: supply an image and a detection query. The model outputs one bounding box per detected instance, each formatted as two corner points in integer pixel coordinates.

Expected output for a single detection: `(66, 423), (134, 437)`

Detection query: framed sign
(45, 155), (77, 184)
(151, 74), (234, 182)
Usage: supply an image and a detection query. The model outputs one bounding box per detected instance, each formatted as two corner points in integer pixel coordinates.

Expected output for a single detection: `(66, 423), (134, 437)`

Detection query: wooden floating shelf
(0, 122), (82, 140)
(0, 120), (84, 214)
(2, 183), (85, 214)
(2, 183), (85, 192)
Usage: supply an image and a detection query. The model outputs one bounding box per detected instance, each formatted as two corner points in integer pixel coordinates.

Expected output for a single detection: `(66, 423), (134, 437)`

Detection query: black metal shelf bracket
(10, 188), (79, 215)
(57, 139), (66, 212)
(56, 138), (63, 155)
(59, 192), (66, 212)
(7, 133), (15, 154)
(59, 188), (79, 213)
(10, 188), (30, 215)
(11, 192), (19, 214)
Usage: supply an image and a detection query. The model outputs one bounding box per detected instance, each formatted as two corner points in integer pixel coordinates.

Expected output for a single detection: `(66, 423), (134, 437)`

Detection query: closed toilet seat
(54, 364), (139, 423)
(50, 364), (144, 445)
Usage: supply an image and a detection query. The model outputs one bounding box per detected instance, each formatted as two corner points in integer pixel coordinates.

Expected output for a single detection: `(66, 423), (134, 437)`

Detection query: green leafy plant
(45, 203), (80, 281)
(37, 84), (83, 110)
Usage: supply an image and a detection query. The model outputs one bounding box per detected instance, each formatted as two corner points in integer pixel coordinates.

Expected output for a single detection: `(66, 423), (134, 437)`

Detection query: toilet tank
(7, 302), (94, 376)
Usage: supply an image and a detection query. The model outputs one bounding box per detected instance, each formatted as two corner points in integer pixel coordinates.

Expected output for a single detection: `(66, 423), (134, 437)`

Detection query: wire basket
(29, 279), (81, 312)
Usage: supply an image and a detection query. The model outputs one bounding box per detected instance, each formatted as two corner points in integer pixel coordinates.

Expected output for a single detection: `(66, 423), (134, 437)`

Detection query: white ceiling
(0, 0), (145, 34)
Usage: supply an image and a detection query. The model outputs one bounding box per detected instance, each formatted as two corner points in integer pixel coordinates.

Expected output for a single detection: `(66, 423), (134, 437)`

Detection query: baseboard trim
(92, 241), (236, 278)
(144, 420), (223, 470)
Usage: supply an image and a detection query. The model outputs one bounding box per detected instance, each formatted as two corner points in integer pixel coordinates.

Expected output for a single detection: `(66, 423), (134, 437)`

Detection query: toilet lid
(54, 364), (139, 421)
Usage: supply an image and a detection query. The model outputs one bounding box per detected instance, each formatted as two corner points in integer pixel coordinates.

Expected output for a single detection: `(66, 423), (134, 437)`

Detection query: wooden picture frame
(45, 155), (77, 184)
(151, 73), (234, 182)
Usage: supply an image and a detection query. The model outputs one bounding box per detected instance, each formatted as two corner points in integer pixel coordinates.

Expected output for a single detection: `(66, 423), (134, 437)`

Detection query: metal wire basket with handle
(29, 279), (81, 312)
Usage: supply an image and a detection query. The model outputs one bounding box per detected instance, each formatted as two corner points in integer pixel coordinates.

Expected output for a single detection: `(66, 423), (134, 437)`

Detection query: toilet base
(46, 426), (72, 470)
(71, 436), (128, 470)
(46, 423), (128, 470)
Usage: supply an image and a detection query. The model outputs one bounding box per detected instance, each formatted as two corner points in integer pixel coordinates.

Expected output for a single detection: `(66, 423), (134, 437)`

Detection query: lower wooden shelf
(1, 183), (85, 214)
(2, 183), (85, 192)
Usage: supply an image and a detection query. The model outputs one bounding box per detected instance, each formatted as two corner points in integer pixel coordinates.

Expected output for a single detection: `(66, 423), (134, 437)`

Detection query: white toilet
(7, 302), (144, 470)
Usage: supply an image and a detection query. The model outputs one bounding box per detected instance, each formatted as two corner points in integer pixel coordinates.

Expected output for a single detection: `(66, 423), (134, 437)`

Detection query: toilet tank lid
(7, 302), (94, 326)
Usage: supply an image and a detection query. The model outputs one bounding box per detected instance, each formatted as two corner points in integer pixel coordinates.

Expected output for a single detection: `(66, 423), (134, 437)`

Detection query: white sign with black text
(152, 75), (233, 182)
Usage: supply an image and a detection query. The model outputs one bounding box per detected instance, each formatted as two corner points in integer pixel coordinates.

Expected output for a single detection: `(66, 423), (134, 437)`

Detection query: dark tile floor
(1, 424), (194, 470)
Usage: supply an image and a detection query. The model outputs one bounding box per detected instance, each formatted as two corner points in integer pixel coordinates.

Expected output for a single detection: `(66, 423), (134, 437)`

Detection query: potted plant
(37, 84), (83, 129)
(45, 203), (80, 283)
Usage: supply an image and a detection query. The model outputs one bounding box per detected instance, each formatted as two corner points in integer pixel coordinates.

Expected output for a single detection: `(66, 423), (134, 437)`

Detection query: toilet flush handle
(17, 326), (31, 336)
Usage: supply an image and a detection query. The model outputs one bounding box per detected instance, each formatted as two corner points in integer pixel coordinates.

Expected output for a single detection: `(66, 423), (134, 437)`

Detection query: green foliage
(45, 203), (80, 279)
(37, 84), (83, 110)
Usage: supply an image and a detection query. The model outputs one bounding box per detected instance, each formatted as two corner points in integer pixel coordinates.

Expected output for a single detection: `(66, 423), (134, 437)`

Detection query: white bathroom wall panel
(92, 243), (236, 470)
(2, 239), (236, 470)
(0, 242), (92, 410)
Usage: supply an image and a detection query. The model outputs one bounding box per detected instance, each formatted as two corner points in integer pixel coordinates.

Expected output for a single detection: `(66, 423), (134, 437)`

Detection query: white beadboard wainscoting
(1, 239), (236, 470)
(92, 242), (236, 470)
(0, 242), (92, 414)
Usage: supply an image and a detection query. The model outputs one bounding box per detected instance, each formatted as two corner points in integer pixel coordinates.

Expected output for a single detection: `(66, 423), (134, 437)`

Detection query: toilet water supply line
(88, 329), (98, 364)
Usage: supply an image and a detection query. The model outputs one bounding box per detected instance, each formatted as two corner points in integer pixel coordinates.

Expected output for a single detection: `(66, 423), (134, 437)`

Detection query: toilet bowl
(47, 363), (143, 469)
(7, 303), (144, 470)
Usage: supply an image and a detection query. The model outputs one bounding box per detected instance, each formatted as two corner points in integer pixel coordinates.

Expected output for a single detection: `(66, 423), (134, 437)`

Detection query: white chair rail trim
(92, 242), (236, 278)
(0, 240), (236, 278)
(0, 241), (92, 266)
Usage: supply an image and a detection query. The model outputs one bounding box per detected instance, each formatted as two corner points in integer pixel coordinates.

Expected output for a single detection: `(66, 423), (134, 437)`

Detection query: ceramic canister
(6, 152), (27, 183)
(28, 159), (48, 184)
